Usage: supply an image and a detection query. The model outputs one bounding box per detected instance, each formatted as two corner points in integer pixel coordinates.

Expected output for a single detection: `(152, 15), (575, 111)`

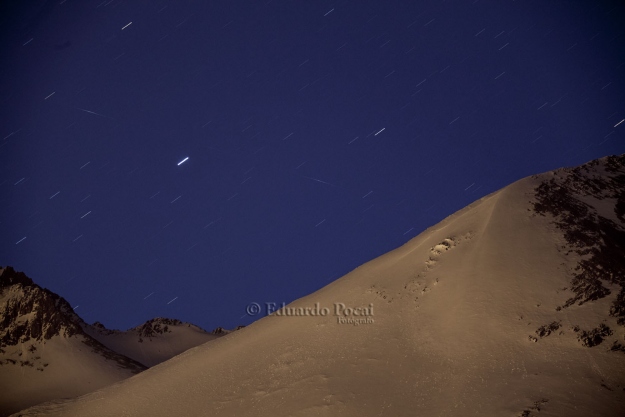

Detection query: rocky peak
(0, 266), (84, 347)
(132, 317), (183, 339)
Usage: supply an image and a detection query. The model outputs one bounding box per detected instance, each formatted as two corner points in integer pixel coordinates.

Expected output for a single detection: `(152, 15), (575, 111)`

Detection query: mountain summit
(10, 154), (625, 417)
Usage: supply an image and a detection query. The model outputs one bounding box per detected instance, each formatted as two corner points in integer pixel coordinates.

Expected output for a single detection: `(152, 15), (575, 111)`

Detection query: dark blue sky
(1, 0), (624, 331)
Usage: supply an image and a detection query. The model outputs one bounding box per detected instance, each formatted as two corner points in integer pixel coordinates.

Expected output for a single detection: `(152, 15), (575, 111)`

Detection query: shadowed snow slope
(12, 155), (625, 417)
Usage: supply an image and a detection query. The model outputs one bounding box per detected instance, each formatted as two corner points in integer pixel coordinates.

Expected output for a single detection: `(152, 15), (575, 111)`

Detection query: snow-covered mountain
(0, 266), (144, 416)
(0, 267), (227, 416)
(83, 317), (221, 367)
(10, 154), (625, 417)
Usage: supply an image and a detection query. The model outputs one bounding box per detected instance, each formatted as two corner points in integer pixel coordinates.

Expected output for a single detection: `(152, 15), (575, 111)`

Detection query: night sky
(1, 0), (624, 331)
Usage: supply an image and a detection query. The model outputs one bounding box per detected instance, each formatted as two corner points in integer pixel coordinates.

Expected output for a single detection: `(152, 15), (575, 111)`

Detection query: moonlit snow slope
(12, 155), (625, 417)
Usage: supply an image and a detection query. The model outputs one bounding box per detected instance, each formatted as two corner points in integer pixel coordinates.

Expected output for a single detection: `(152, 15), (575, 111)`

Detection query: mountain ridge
(7, 154), (625, 417)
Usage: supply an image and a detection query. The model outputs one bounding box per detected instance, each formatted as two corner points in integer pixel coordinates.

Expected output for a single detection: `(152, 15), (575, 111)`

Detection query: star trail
(1, 0), (624, 331)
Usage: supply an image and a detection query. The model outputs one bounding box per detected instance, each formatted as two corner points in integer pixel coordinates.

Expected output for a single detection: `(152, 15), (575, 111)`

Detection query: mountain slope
(0, 267), (145, 417)
(12, 155), (625, 417)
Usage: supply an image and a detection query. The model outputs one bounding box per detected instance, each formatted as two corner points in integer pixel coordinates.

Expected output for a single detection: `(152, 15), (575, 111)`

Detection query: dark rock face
(532, 154), (625, 327)
(133, 318), (182, 339)
(535, 321), (561, 338)
(0, 266), (83, 346)
(574, 324), (613, 347)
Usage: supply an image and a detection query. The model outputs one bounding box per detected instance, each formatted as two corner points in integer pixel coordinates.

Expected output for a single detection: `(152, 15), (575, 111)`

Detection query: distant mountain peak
(132, 317), (183, 339)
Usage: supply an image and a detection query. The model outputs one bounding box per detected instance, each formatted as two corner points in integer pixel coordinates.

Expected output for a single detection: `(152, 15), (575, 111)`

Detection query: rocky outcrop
(532, 154), (625, 326)
(133, 317), (182, 339)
